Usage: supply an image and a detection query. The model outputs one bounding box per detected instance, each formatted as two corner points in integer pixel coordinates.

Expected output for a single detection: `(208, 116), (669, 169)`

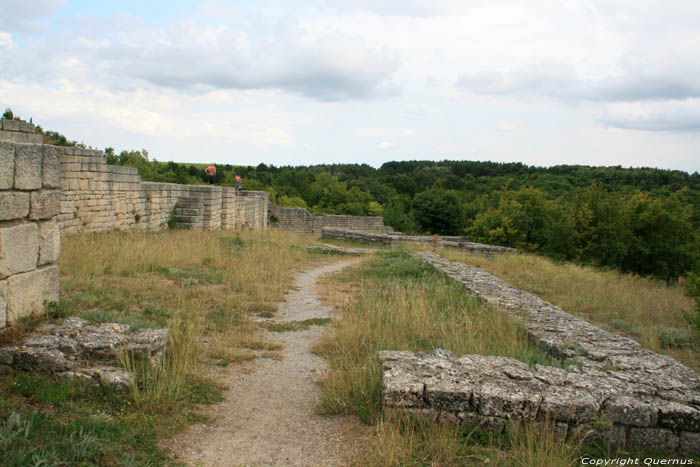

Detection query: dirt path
(165, 259), (367, 466)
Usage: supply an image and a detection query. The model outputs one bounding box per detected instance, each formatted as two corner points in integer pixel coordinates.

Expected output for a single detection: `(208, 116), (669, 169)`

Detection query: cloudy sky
(1, 1), (699, 172)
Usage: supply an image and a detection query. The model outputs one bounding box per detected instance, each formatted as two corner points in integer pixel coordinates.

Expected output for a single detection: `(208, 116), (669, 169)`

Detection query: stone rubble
(0, 316), (169, 390)
(378, 252), (700, 454)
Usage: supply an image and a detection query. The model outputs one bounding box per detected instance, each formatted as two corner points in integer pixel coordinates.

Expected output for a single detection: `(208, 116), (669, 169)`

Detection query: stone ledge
(0, 316), (169, 390)
(380, 349), (700, 454)
(321, 228), (516, 255)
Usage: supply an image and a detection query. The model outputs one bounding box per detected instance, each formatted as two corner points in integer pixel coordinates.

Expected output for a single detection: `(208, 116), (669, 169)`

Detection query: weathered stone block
(628, 427), (679, 451)
(2, 119), (20, 131)
(29, 190), (61, 220)
(603, 396), (658, 427)
(0, 192), (30, 221)
(658, 400), (700, 431)
(0, 140), (14, 189)
(38, 219), (60, 265)
(42, 145), (60, 188)
(14, 144), (42, 190)
(19, 122), (34, 133)
(11, 132), (28, 143)
(0, 280), (7, 328)
(28, 134), (43, 144)
(680, 431), (700, 456)
(0, 223), (39, 278)
(6, 265), (59, 323)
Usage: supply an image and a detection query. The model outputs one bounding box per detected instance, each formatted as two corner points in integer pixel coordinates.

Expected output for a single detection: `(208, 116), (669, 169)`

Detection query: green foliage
(411, 188), (465, 235)
(2, 108), (14, 120)
(0, 376), (170, 465)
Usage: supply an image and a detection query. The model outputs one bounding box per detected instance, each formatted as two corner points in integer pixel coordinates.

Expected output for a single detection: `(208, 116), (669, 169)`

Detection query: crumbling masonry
(380, 251), (700, 455)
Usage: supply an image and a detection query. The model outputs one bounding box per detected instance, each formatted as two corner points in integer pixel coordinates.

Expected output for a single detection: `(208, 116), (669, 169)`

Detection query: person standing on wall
(205, 163), (216, 185)
(235, 174), (242, 196)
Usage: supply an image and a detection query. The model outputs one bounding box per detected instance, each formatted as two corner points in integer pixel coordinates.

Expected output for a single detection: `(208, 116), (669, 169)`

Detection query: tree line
(3, 108), (698, 281)
(110, 156), (699, 282)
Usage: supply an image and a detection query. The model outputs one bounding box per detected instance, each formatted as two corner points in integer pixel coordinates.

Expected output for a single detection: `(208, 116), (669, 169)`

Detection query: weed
(166, 207), (181, 229)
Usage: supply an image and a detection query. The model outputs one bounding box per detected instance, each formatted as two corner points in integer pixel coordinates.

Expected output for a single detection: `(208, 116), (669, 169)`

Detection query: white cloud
(0, 0), (66, 34)
(378, 141), (395, 150)
(3, 15), (401, 102)
(602, 99), (700, 132)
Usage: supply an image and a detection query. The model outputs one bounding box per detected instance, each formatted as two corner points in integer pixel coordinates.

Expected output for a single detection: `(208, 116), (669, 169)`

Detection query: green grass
(0, 375), (169, 465)
(261, 318), (332, 332)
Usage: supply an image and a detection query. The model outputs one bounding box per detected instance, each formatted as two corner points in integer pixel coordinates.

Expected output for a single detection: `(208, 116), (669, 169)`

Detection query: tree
(411, 188), (465, 235)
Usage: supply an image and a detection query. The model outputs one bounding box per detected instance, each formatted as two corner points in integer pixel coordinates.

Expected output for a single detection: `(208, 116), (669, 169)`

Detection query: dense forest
(3, 109), (699, 281)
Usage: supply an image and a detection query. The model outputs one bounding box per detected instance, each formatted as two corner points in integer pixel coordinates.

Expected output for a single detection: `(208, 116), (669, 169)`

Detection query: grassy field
(439, 249), (699, 372)
(0, 229), (325, 465)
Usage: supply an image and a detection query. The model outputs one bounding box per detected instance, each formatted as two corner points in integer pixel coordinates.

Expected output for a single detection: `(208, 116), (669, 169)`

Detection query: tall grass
(59, 229), (322, 406)
(0, 229), (325, 463)
(316, 249), (585, 464)
(440, 249), (699, 371)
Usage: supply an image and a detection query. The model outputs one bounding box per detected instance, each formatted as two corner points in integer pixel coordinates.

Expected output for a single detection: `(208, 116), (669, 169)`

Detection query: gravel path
(165, 260), (366, 466)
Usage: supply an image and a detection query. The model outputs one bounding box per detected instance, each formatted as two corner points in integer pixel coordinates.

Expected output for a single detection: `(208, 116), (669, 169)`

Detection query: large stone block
(42, 145), (60, 188)
(6, 265), (59, 324)
(11, 132), (28, 143)
(0, 223), (39, 278)
(0, 140), (14, 189)
(38, 219), (60, 265)
(14, 144), (42, 190)
(0, 279), (6, 328)
(2, 119), (20, 131)
(0, 192), (30, 221)
(29, 190), (61, 220)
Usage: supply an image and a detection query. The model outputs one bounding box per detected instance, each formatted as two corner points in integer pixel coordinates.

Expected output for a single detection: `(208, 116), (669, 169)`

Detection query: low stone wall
(321, 228), (516, 255)
(269, 206), (391, 234)
(379, 251), (700, 454)
(0, 139), (60, 327)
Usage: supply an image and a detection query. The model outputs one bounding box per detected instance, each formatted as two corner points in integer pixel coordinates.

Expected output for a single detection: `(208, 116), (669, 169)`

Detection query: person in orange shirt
(205, 163), (216, 185)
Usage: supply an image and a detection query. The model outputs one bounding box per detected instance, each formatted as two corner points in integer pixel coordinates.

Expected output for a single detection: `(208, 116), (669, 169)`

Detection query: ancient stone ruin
(0, 119), (270, 329)
(0, 316), (168, 390)
(379, 251), (700, 455)
(321, 227), (516, 255)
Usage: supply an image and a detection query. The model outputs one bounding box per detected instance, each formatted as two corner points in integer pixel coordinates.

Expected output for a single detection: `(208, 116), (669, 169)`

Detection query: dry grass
(59, 229), (322, 408)
(314, 249), (586, 464)
(440, 249), (699, 371)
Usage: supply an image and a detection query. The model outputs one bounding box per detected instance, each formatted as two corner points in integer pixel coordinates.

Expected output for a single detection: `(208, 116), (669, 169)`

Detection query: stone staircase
(173, 197), (203, 229)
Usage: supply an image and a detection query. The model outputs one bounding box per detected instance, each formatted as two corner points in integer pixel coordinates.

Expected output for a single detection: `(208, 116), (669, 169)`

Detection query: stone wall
(321, 228), (516, 255)
(0, 119), (44, 145)
(0, 118), (269, 329)
(269, 206), (392, 234)
(379, 251), (700, 454)
(0, 139), (60, 327)
(57, 146), (268, 233)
